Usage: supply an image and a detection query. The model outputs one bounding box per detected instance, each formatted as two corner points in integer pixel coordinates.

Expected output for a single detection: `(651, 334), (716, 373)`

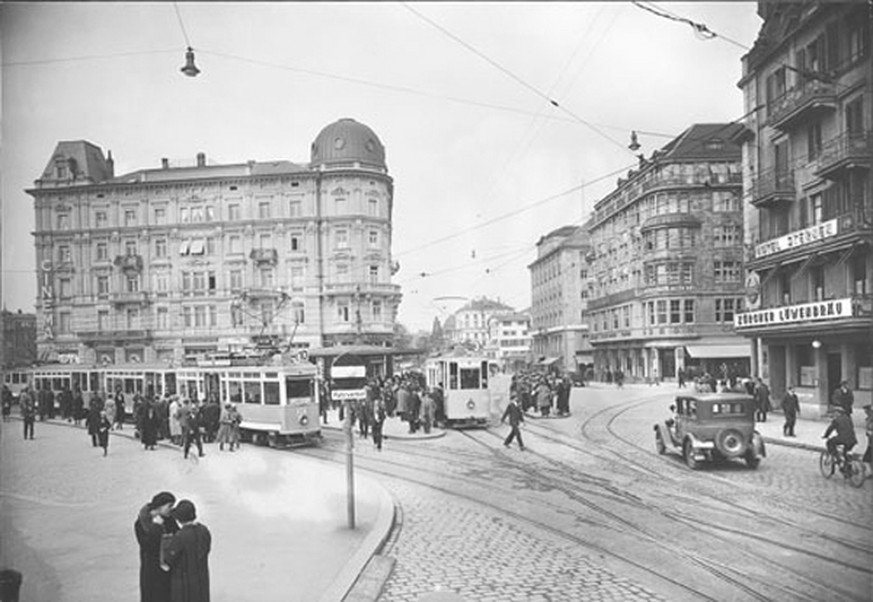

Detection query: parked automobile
(653, 392), (765, 469)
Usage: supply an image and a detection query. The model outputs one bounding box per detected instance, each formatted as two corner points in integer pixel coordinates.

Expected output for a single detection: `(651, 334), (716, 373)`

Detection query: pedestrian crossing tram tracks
(302, 426), (868, 602)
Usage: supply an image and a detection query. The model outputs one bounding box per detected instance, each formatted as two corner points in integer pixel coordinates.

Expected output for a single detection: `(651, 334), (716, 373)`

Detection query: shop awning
(574, 352), (594, 364)
(539, 357), (560, 366)
(685, 344), (750, 359)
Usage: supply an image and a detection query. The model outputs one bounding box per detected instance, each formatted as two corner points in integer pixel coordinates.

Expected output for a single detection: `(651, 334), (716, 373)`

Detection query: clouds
(0, 2), (761, 331)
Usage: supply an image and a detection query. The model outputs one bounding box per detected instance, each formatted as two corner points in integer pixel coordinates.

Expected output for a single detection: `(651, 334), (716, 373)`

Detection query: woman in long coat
(141, 403), (159, 450)
(164, 500), (211, 602)
(216, 404), (233, 451)
(135, 491), (179, 602)
(87, 395), (103, 447)
(169, 397), (182, 445)
(537, 379), (553, 417)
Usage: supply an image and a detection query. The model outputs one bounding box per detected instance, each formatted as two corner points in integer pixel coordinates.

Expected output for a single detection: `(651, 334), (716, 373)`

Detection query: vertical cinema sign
(41, 259), (54, 340)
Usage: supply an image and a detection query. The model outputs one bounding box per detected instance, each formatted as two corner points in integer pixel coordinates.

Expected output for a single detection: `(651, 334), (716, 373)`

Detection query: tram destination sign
(734, 297), (853, 329)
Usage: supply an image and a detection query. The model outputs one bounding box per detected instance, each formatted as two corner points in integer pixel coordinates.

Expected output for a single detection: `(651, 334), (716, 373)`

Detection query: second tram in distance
(425, 354), (502, 428)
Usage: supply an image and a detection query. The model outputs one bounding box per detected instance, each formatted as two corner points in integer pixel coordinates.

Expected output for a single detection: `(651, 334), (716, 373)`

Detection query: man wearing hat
(862, 404), (872, 475)
(134, 491), (179, 602)
(832, 380), (855, 416)
(822, 406), (857, 467)
(162, 499), (212, 602)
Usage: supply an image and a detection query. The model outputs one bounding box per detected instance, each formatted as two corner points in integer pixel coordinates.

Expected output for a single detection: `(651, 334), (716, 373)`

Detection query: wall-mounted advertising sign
(734, 297), (853, 329)
(755, 218), (838, 259)
(40, 259), (54, 340)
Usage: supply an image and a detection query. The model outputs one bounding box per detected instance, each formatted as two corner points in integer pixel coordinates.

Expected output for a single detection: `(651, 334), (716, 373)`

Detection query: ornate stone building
(28, 118), (402, 364)
(735, 2), (871, 412)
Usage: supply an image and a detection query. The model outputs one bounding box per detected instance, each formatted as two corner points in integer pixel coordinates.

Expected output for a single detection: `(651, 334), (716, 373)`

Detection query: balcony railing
(78, 329), (152, 342)
(111, 291), (149, 305)
(751, 168), (795, 207)
(249, 248), (278, 266)
(814, 131), (871, 179)
(767, 80), (837, 130)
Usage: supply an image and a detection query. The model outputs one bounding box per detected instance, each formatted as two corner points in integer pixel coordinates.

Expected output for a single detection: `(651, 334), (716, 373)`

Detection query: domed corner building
(26, 118), (403, 373)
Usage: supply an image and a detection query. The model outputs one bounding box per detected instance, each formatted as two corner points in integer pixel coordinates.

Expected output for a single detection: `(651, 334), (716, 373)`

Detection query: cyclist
(822, 406), (857, 471)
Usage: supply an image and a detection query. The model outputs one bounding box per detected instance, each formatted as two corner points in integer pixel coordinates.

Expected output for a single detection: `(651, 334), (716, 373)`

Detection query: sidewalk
(0, 417), (395, 602)
(321, 408), (446, 441)
(754, 409), (868, 454)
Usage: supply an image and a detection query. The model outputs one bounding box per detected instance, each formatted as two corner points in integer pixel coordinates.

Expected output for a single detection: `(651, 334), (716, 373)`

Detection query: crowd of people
(509, 369), (573, 417)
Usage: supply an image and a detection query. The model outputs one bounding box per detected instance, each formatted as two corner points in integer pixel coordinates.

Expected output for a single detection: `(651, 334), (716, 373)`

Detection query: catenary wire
(173, 2), (193, 48)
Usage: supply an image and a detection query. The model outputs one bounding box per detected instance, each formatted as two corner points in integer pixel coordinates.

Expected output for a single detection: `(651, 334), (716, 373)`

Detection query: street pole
(344, 398), (356, 529)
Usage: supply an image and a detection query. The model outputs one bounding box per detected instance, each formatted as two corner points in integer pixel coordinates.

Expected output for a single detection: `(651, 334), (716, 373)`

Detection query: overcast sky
(0, 2), (762, 332)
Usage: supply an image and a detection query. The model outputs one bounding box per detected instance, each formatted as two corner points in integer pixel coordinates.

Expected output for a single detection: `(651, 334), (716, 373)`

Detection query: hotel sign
(755, 218), (838, 259)
(735, 298), (853, 329)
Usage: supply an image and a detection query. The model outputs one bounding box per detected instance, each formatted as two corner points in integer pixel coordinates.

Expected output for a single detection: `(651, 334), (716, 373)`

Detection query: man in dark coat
(20, 388), (36, 440)
(163, 500), (211, 602)
(754, 378), (771, 422)
(823, 406), (858, 464)
(135, 491), (179, 602)
(501, 397), (525, 451)
(832, 381), (854, 416)
(781, 386), (800, 437)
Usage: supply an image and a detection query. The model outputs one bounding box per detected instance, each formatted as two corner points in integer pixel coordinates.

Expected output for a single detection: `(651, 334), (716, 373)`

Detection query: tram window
(220, 380), (227, 402)
(244, 381), (261, 404)
(264, 381), (280, 405)
(286, 378), (312, 401)
(53, 377), (63, 391)
(481, 361), (489, 388)
(449, 362), (459, 390)
(460, 368), (480, 390)
(89, 372), (99, 393)
(229, 381), (242, 403)
(165, 373), (177, 396)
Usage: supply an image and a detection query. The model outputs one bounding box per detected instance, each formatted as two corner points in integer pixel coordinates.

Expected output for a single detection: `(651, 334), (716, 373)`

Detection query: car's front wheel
(683, 439), (699, 470)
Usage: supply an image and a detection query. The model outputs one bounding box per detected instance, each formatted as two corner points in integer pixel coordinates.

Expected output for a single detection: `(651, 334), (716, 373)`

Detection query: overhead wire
(173, 2), (193, 48)
(632, 1), (751, 51)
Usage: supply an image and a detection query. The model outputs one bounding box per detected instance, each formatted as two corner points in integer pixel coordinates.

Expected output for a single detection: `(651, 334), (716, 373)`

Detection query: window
(258, 233), (272, 249)
(846, 97), (864, 136)
(124, 209), (137, 227)
(372, 299), (383, 321)
(811, 265), (825, 301)
(714, 225), (741, 247)
(715, 298), (737, 323)
(157, 307), (169, 330)
(194, 306), (207, 327)
(57, 213), (70, 230)
(58, 312), (71, 334)
(96, 242), (108, 261)
(292, 301), (305, 324)
(369, 230), (379, 247)
(154, 207), (166, 225)
(155, 238), (167, 258)
(97, 275), (110, 296)
(713, 191), (739, 212)
(337, 301), (350, 322)
(59, 278), (71, 299)
(369, 265), (379, 284)
(811, 193), (823, 225)
(98, 310), (109, 331)
(259, 268), (274, 288)
(714, 260), (740, 283)
(336, 264), (349, 282)
(807, 122), (823, 161)
(335, 198), (347, 214)
(779, 270), (792, 305)
(125, 241), (137, 256)
(368, 199), (379, 216)
(622, 305), (630, 328)
(669, 300), (681, 324)
(95, 211), (108, 228)
(228, 204), (241, 221)
(290, 266), (304, 290)
(205, 238), (216, 256)
(183, 306), (193, 328)
(656, 300), (667, 324)
(852, 253), (868, 295)
(205, 206), (215, 222)
(258, 202), (271, 219)
(58, 245), (72, 263)
(190, 207), (204, 222)
(229, 235), (242, 254)
(230, 270), (243, 291)
(126, 275), (140, 293)
(153, 272), (169, 294)
(335, 229), (349, 248)
(126, 308), (140, 330)
(290, 233), (301, 252)
(289, 201), (302, 217)
(180, 208), (190, 223)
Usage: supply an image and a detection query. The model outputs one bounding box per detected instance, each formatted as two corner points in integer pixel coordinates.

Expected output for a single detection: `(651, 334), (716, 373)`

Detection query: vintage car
(653, 392), (765, 469)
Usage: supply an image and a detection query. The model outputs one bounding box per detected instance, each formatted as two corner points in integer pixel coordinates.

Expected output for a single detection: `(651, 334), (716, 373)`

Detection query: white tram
(425, 354), (501, 428)
(3, 368), (32, 401)
(176, 358), (322, 447)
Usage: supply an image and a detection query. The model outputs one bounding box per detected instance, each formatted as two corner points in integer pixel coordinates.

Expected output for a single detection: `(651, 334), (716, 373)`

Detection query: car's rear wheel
(655, 431), (666, 455)
(819, 450), (835, 479)
(683, 439), (699, 470)
(716, 428), (747, 458)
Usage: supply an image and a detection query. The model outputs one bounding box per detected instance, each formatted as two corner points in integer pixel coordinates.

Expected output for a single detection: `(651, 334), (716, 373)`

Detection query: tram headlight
(466, 399), (476, 410)
(299, 414), (309, 426)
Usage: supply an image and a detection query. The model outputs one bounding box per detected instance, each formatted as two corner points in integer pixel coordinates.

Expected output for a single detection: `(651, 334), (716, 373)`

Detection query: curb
(762, 436), (825, 453)
(321, 422), (446, 441)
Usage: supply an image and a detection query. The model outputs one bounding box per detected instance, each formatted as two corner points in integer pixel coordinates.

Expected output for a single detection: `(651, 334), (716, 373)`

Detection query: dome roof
(310, 118), (386, 170)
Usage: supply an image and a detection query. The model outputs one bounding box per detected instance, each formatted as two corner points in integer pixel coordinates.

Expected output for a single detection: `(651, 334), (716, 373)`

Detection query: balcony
(751, 168), (795, 207)
(814, 131), (871, 180)
(111, 291), (149, 306)
(639, 213), (702, 233)
(249, 248), (278, 267)
(324, 282), (401, 296)
(114, 254), (143, 272)
(78, 329), (152, 344)
(767, 80), (837, 131)
(640, 171), (742, 194)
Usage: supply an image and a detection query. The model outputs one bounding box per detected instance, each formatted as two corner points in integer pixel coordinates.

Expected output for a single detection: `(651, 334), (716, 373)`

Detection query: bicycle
(819, 443), (866, 488)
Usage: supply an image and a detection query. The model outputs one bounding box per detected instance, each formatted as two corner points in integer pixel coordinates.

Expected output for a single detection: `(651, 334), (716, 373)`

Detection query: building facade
(587, 124), (750, 383)
(528, 225), (592, 374)
(487, 312), (531, 372)
(443, 297), (515, 349)
(1, 310), (37, 368)
(28, 118), (402, 365)
(735, 2), (872, 413)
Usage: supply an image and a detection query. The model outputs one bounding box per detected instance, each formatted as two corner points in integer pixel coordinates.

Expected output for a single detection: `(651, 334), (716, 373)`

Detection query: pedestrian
(97, 410), (112, 456)
(73, 386), (85, 426)
(862, 404), (872, 476)
(2, 385), (12, 422)
(104, 394), (117, 431)
(216, 404), (233, 451)
(229, 405), (242, 451)
(754, 378), (771, 422)
(822, 406), (857, 464)
(781, 386), (800, 437)
(832, 381), (854, 416)
(677, 368), (686, 388)
(60, 385), (73, 422)
(87, 393), (103, 447)
(162, 500), (211, 602)
(114, 387), (126, 430)
(202, 398), (221, 444)
(501, 396), (525, 450)
(536, 379), (552, 417)
(169, 396), (182, 446)
(135, 491), (179, 602)
(179, 400), (205, 459)
(556, 375), (571, 416)
(420, 389), (435, 434)
(371, 397), (386, 451)
(142, 402), (159, 451)
(20, 387), (36, 440)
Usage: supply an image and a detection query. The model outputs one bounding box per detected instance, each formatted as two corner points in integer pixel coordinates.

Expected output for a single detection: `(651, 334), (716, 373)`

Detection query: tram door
(203, 373), (221, 403)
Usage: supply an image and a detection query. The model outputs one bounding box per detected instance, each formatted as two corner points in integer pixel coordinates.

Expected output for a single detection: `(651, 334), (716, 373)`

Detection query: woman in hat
(162, 500), (212, 602)
(97, 410), (112, 456)
(134, 491), (179, 602)
(216, 404), (233, 451)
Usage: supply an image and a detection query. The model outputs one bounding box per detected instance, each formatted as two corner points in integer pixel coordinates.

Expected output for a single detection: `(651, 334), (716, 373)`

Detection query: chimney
(106, 150), (115, 178)
(196, 152), (206, 167)
(161, 158), (169, 169)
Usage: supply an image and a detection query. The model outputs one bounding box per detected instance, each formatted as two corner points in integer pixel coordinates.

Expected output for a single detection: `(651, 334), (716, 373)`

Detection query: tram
(425, 353), (502, 428)
(2, 368), (32, 401)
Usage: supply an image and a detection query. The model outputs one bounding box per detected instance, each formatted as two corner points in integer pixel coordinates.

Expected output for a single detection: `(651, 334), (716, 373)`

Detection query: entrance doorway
(826, 352), (842, 403)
